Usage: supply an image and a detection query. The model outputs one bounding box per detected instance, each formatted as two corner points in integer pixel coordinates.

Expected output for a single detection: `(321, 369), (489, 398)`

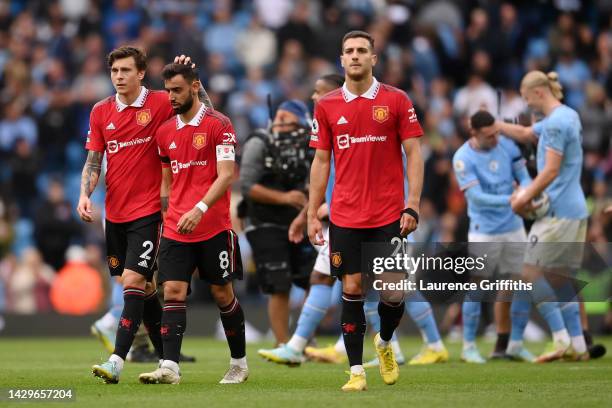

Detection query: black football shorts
(105, 211), (162, 281)
(329, 218), (401, 277)
(157, 230), (243, 286)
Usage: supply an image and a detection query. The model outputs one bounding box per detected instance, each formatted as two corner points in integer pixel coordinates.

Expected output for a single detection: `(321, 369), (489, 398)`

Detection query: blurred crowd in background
(0, 0), (610, 318)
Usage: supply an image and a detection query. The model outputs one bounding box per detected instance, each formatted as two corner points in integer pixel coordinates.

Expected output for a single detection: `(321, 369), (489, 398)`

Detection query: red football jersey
(86, 87), (174, 223)
(310, 78), (423, 228)
(157, 104), (236, 243)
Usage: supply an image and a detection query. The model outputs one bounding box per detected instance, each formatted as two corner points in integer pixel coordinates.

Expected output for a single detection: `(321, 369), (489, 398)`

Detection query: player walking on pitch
(79, 47), (175, 384)
(308, 31), (423, 391)
(138, 63), (247, 384)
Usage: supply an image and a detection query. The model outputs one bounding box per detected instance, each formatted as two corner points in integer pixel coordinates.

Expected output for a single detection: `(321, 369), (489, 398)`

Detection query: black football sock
(142, 290), (164, 359)
(219, 297), (246, 359)
(583, 330), (593, 347)
(494, 333), (510, 353)
(378, 301), (404, 342)
(113, 286), (145, 360)
(161, 300), (187, 363)
(341, 293), (366, 368)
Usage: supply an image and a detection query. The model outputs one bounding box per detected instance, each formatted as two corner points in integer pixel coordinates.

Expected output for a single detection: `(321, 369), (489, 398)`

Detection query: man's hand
(174, 54), (195, 68)
(316, 202), (329, 220)
(288, 213), (306, 243)
(400, 211), (418, 237)
(307, 216), (325, 246)
(510, 189), (540, 217)
(177, 207), (203, 234)
(283, 190), (307, 210)
(77, 195), (94, 222)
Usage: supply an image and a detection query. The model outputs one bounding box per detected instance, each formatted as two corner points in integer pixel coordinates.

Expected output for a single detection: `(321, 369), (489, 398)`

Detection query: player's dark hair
(342, 30), (374, 51)
(107, 46), (147, 71)
(320, 73), (344, 88)
(161, 63), (199, 83)
(470, 110), (495, 130)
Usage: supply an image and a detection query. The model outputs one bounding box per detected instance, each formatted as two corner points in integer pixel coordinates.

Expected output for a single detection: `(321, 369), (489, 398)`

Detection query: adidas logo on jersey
(106, 123), (116, 130)
(138, 260), (148, 268)
(169, 141), (177, 149)
(337, 116), (348, 125)
(222, 270), (230, 279)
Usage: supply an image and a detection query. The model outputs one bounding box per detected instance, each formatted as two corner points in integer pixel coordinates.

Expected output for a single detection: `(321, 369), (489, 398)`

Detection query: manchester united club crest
(331, 252), (342, 268)
(136, 109), (151, 127)
(107, 256), (120, 269)
(192, 133), (207, 150)
(372, 106), (389, 123)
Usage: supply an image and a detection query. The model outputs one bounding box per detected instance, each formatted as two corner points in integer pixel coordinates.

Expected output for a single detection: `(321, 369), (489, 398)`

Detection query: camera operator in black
(240, 99), (316, 345)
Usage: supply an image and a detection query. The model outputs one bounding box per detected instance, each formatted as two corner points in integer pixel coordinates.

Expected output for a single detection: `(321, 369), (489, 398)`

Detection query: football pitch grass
(1, 336), (611, 407)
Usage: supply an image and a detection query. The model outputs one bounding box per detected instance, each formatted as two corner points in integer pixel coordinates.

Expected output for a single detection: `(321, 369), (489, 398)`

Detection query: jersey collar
(115, 86), (149, 112)
(176, 102), (207, 130)
(342, 77), (380, 102)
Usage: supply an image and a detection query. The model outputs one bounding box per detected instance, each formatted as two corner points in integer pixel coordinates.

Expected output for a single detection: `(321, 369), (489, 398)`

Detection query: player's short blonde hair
(520, 70), (563, 101)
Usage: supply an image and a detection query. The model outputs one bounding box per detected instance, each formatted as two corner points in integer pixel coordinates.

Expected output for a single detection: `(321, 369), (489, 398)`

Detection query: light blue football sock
(405, 291), (441, 343)
(295, 284), (333, 340)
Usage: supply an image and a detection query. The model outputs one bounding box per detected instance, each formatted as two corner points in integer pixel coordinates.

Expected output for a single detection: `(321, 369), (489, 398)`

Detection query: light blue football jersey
(532, 104), (587, 220)
(453, 136), (525, 234)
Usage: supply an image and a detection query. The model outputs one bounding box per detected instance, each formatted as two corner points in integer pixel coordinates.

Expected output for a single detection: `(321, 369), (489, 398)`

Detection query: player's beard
(345, 66), (370, 82)
(173, 93), (194, 114)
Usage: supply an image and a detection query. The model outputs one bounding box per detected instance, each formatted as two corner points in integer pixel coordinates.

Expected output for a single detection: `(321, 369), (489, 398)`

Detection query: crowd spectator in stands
(5, 247), (54, 314)
(33, 178), (82, 270)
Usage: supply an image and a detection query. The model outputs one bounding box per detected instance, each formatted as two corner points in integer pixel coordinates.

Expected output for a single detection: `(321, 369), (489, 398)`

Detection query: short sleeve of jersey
(85, 106), (105, 152)
(214, 119), (237, 161)
(397, 92), (423, 140)
(310, 103), (332, 150)
(541, 119), (565, 155)
(156, 126), (170, 166)
(453, 150), (478, 191)
(532, 120), (543, 139)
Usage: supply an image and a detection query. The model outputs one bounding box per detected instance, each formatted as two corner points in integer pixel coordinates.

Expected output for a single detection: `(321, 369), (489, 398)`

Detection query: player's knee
(342, 279), (363, 296)
(380, 290), (405, 305)
(310, 271), (334, 286)
(163, 282), (186, 301)
(144, 281), (157, 296)
(210, 284), (234, 307)
(122, 269), (146, 289)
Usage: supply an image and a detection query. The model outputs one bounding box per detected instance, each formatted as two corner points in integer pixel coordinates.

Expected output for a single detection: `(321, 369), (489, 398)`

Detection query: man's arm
(199, 87), (214, 110)
(307, 149), (330, 245)
(177, 160), (234, 234)
(465, 184), (511, 207)
(511, 148), (561, 212)
(288, 207), (307, 243)
(161, 166), (172, 214)
(401, 137), (423, 236)
(497, 121), (538, 145)
(76, 151), (103, 222)
(513, 160), (532, 188)
(249, 185), (307, 209)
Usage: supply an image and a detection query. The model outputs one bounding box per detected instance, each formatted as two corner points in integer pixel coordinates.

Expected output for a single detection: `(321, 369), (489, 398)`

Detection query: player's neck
(117, 86), (142, 106)
(179, 100), (203, 124)
(469, 138), (488, 151)
(345, 75), (374, 96)
(542, 98), (562, 116)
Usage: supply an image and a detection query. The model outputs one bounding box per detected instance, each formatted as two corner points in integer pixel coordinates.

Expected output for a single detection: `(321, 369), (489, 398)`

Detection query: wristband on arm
(194, 201), (208, 214)
(401, 208), (419, 224)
